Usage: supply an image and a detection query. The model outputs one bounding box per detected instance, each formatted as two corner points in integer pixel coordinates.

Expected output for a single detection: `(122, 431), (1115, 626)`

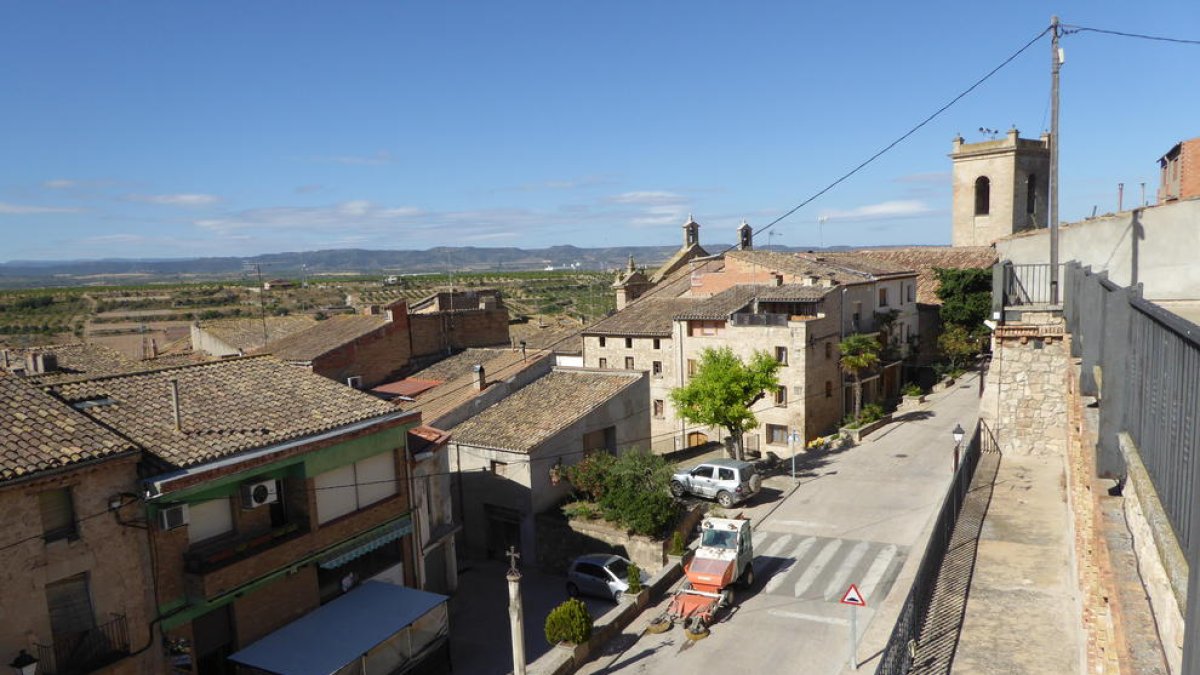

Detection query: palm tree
(839, 333), (882, 422)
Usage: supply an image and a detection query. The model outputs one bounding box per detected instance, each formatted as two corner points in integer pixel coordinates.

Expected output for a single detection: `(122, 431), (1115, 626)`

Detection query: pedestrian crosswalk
(751, 531), (907, 605)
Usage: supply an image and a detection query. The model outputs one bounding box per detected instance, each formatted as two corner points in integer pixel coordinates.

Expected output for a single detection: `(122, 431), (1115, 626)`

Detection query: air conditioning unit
(346, 376), (363, 389)
(241, 480), (279, 509)
(158, 504), (189, 531)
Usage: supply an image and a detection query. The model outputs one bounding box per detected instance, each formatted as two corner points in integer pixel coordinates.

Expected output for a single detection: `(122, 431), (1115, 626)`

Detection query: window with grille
(652, 361), (662, 376)
(39, 488), (77, 543)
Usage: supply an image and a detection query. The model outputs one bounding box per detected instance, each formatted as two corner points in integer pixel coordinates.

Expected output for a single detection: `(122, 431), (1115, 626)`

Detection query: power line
(746, 26), (1052, 245)
(1062, 25), (1200, 46)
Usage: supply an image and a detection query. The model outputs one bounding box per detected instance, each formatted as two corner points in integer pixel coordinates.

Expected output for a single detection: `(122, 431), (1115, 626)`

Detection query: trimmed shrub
(669, 531), (685, 557)
(626, 563), (643, 594)
(544, 598), (592, 645)
(903, 382), (923, 397)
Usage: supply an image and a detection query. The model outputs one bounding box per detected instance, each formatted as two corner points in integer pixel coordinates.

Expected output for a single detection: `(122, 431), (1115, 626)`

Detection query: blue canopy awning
(229, 581), (448, 675)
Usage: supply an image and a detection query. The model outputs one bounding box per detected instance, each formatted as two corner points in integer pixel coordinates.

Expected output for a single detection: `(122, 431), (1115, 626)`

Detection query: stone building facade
(0, 374), (162, 675)
(46, 358), (434, 675)
(583, 244), (919, 454)
(951, 129), (1050, 246)
(446, 368), (649, 563)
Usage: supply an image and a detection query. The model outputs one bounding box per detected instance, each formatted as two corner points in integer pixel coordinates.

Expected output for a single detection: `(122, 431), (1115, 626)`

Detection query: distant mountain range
(0, 243), (857, 288)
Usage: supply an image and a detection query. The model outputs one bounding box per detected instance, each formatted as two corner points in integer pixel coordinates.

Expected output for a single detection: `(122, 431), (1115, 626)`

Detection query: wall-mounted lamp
(9, 650), (38, 675)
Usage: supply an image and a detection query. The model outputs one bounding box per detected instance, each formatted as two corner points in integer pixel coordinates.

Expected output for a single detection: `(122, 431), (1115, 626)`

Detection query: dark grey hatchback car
(566, 554), (646, 602)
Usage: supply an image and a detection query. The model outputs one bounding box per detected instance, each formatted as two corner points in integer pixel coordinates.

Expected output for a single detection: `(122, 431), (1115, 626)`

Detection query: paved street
(577, 376), (982, 675)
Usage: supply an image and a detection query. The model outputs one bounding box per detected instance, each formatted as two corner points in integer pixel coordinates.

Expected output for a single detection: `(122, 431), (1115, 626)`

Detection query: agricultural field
(0, 271), (615, 355)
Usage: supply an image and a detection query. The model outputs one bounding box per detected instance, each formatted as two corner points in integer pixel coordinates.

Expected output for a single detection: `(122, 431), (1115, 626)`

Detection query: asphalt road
(577, 377), (982, 675)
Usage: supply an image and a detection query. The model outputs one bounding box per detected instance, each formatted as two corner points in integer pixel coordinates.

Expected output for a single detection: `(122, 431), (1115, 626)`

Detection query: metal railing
(730, 313), (789, 327)
(875, 420), (994, 675)
(37, 614), (130, 675)
(1062, 262), (1200, 674)
(993, 261), (1065, 311)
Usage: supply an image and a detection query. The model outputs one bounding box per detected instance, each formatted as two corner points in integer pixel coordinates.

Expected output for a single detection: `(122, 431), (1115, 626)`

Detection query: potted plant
(545, 598), (593, 661)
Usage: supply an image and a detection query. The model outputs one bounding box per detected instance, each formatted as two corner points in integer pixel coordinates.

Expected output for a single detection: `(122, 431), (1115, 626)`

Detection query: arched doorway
(686, 431), (709, 448)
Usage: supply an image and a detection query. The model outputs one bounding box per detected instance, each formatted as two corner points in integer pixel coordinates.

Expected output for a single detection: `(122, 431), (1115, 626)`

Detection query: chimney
(472, 364), (486, 391)
(25, 351), (58, 374)
(773, 273), (784, 287)
(169, 378), (182, 431)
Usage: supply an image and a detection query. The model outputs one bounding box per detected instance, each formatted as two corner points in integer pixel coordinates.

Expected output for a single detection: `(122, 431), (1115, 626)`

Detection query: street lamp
(9, 650), (38, 675)
(952, 423), (965, 473)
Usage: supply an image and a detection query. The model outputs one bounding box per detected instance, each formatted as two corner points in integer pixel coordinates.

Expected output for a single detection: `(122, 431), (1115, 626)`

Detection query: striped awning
(318, 516), (412, 570)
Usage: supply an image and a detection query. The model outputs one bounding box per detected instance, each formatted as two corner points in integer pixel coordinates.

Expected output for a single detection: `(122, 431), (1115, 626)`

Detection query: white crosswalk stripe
(859, 543), (899, 603)
(751, 531), (906, 605)
(763, 536), (814, 594)
(793, 538), (842, 598)
(823, 540), (870, 600)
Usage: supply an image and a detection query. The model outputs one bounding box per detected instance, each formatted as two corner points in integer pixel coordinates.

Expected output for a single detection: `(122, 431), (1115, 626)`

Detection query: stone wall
(0, 456), (163, 674)
(981, 317), (1070, 456)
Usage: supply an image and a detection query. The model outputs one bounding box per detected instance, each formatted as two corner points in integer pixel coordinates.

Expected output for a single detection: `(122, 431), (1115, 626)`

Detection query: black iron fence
(875, 420), (995, 675)
(1062, 262), (1200, 674)
(992, 261), (1065, 311)
(37, 614), (130, 675)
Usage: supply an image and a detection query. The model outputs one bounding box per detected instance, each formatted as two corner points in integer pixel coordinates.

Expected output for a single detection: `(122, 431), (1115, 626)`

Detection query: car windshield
(701, 529), (737, 549)
(606, 558), (630, 579)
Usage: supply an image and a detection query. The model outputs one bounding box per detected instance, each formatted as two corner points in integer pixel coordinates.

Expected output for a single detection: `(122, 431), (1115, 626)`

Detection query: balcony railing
(730, 313), (789, 327)
(37, 614), (130, 675)
(184, 521), (307, 575)
(993, 261), (1064, 310)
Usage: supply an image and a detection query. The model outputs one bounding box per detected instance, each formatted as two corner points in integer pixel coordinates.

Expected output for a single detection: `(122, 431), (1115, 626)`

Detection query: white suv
(670, 458), (762, 508)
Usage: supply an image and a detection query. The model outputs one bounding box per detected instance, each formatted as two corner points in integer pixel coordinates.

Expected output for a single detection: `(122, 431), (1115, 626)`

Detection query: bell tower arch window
(974, 176), (991, 216)
(1026, 174), (1037, 214)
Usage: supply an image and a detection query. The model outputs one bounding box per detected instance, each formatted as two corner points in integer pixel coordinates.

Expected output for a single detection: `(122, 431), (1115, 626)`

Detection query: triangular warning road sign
(840, 583), (866, 606)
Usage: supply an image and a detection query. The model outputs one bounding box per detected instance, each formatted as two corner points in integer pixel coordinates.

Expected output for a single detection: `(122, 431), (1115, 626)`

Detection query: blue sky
(2, 2), (1198, 261)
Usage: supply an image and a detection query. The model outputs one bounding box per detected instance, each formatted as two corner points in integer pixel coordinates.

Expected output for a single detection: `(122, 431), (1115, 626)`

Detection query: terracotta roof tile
(411, 348), (513, 382)
(726, 250), (915, 281)
(846, 247), (996, 304)
(2, 342), (212, 386)
(401, 350), (552, 425)
(450, 369), (643, 453)
(49, 356), (401, 468)
(260, 315), (390, 362)
(198, 315), (318, 353)
(0, 373), (136, 483)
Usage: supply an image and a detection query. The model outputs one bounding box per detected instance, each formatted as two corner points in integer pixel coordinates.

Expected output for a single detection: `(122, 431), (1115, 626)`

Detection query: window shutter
(39, 488), (76, 541)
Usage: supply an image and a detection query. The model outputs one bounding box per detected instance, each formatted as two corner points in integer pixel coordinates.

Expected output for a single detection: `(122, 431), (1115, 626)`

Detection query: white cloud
(606, 190), (688, 207)
(125, 193), (221, 207)
(43, 179), (77, 189)
(0, 201), (83, 214)
(818, 200), (934, 222)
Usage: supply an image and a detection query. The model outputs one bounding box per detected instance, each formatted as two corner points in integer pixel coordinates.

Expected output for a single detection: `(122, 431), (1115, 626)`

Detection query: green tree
(597, 451), (676, 536)
(840, 333), (882, 422)
(934, 267), (992, 331)
(937, 323), (980, 370)
(669, 347), (781, 461)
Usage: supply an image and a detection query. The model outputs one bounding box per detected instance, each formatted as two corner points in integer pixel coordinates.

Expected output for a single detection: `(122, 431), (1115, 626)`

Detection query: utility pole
(1049, 15), (1062, 305)
(506, 546), (526, 675)
(245, 262), (270, 346)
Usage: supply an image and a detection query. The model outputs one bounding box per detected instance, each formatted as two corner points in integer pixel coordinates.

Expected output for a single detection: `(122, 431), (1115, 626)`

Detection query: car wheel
(716, 491), (734, 508)
(566, 582), (579, 598)
(613, 589), (624, 603)
(670, 481), (686, 498)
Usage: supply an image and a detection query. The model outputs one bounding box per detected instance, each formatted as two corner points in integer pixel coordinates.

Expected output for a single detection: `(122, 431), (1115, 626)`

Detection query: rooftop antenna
(978, 127), (1001, 140)
(817, 216), (829, 250)
(767, 230), (782, 250)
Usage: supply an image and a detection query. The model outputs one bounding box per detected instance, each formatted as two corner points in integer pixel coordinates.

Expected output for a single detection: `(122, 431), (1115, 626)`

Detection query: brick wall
(311, 316), (412, 389)
(409, 309), (510, 358)
(232, 565), (320, 647)
(1181, 138), (1200, 201)
(0, 457), (163, 674)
